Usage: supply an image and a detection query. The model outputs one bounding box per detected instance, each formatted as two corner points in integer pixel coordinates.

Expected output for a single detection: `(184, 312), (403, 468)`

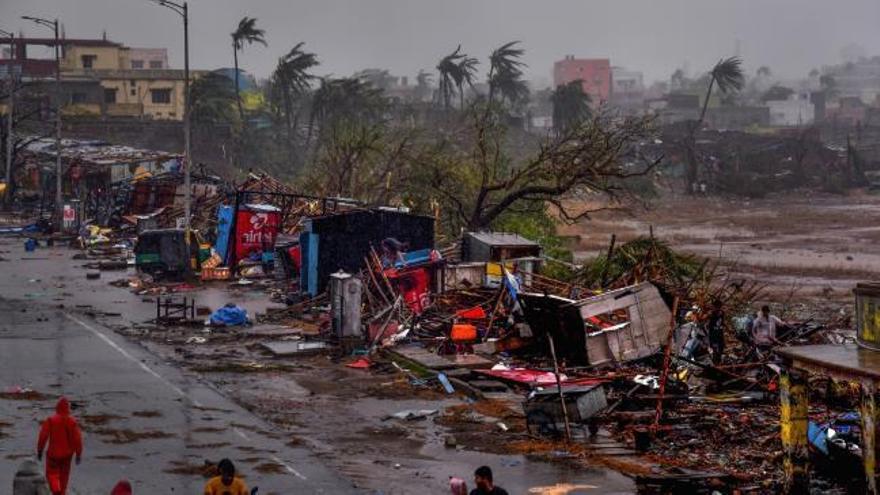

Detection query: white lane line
(271, 454), (307, 480)
(233, 427), (250, 440)
(63, 312), (204, 408)
(66, 312), (308, 481)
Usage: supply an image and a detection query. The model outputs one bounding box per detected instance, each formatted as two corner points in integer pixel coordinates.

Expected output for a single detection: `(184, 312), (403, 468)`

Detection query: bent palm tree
(686, 56), (744, 191)
(488, 41), (528, 106)
(231, 17), (267, 122)
(437, 46), (465, 110)
(456, 54), (479, 109)
(272, 42), (318, 140)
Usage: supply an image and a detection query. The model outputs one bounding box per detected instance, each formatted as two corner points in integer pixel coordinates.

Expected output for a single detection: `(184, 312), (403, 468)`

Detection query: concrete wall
(100, 77), (186, 120)
(61, 45), (126, 71)
(129, 48), (168, 70)
(553, 56), (611, 105)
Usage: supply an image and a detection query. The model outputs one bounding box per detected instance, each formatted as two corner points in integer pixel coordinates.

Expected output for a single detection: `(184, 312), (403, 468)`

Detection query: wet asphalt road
(0, 243), (358, 493)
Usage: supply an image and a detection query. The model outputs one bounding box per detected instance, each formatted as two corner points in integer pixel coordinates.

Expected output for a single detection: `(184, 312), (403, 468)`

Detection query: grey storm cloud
(3, 0), (880, 86)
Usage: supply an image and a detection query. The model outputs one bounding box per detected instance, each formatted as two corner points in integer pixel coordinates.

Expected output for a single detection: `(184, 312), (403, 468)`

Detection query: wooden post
(780, 367), (810, 494)
(861, 381), (878, 495)
(653, 297), (680, 429)
(548, 336), (571, 441)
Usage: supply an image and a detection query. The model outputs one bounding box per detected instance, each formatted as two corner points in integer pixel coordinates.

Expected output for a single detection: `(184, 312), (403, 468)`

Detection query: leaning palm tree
(272, 42), (318, 141)
(231, 17), (267, 121)
(551, 79), (592, 134)
(456, 54), (479, 109)
(685, 56), (744, 191)
(437, 46), (465, 110)
(487, 41), (528, 106)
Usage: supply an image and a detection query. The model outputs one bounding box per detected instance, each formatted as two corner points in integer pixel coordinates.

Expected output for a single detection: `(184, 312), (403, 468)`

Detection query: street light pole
(0, 30), (14, 207)
(23, 16), (62, 231)
(150, 0), (191, 243)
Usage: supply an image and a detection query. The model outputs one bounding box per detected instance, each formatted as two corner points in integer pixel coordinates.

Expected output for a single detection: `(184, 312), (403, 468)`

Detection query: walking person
(36, 397), (83, 495)
(470, 466), (508, 495)
(751, 304), (784, 354)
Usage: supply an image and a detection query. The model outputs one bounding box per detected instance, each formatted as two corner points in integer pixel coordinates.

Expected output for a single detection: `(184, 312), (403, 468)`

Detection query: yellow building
(56, 38), (199, 120)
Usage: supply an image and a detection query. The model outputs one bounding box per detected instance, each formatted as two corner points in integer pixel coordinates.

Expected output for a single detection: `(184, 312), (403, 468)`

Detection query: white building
(767, 93), (814, 126)
(611, 67), (645, 112)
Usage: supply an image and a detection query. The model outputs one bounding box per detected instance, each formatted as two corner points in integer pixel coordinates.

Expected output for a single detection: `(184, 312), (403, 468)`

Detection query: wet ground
(0, 237), (636, 494)
(561, 191), (880, 306)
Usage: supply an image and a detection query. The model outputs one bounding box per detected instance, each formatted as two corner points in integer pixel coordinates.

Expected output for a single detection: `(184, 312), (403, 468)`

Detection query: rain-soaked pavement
(0, 237), (636, 494)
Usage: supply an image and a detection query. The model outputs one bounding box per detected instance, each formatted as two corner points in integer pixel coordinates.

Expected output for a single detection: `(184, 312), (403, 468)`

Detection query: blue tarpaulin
(209, 304), (248, 326)
(215, 205), (233, 263)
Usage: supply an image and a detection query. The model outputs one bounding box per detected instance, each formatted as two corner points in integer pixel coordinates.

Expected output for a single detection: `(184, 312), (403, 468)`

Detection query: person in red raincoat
(37, 397), (83, 495)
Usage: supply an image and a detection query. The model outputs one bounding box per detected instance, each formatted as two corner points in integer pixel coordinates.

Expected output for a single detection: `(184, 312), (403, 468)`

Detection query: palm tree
(686, 56), (744, 191)
(456, 55), (479, 109)
(696, 57), (744, 124)
(306, 77), (386, 149)
(231, 17), (267, 122)
(437, 46), (465, 110)
(551, 80), (592, 134)
(272, 42), (318, 142)
(488, 41), (528, 106)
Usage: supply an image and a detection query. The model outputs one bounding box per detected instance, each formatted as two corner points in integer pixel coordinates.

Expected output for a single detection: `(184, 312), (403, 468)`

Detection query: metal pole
(183, 1), (191, 244)
(53, 19), (62, 231)
(5, 33), (13, 207)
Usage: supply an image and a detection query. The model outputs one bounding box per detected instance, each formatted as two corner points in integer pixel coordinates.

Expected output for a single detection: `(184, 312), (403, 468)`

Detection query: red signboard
(233, 206), (281, 265)
(387, 266), (431, 315)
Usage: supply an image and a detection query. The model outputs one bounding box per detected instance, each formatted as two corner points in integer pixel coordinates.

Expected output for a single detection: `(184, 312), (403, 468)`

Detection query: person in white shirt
(752, 305), (783, 348)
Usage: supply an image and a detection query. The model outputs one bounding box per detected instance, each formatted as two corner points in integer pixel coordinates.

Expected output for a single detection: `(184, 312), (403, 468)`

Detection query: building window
(130, 87), (137, 96)
(81, 55), (97, 69)
(149, 60), (163, 69)
(131, 60), (144, 69)
(71, 92), (88, 104)
(151, 88), (172, 104)
(104, 88), (117, 104)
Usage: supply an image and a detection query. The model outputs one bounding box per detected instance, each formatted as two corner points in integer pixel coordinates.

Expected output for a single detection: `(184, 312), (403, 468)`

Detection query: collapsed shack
(519, 283), (672, 367)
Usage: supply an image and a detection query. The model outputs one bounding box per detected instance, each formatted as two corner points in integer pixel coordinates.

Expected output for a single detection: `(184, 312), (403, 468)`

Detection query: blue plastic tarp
(209, 304), (248, 326)
(215, 205), (233, 263)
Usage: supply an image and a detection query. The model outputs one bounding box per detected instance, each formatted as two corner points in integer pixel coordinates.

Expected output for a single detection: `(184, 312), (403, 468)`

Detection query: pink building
(553, 56), (611, 105)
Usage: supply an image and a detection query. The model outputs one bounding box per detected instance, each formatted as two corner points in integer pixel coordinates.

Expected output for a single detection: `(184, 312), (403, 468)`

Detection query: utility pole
(0, 30), (14, 208)
(150, 0), (191, 243)
(23, 16), (62, 230)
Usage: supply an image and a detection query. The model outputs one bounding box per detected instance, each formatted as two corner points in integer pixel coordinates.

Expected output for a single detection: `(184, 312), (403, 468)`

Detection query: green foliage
(551, 80), (591, 134)
(488, 41), (529, 107)
(761, 85), (795, 102)
(231, 17), (267, 50)
(710, 56), (745, 94)
(190, 72), (237, 125)
(579, 237), (703, 290)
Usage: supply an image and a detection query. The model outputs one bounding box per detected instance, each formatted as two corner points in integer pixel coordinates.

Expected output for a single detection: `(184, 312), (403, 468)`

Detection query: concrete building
(553, 56), (611, 106)
(767, 93), (815, 126)
(128, 48), (168, 70)
(823, 57), (880, 104)
(610, 67), (645, 112)
(1, 37), (192, 120)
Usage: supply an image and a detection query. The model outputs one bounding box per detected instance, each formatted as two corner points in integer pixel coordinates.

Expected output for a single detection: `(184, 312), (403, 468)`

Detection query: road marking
(271, 454), (307, 480)
(63, 312), (204, 408)
(66, 312), (309, 481)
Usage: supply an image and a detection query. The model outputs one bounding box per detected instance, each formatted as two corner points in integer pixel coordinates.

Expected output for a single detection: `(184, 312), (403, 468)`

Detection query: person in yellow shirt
(204, 459), (249, 495)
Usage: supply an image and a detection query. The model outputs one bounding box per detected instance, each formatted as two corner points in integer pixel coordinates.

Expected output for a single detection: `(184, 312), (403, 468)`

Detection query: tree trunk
(233, 46), (244, 123)
(686, 76), (715, 194)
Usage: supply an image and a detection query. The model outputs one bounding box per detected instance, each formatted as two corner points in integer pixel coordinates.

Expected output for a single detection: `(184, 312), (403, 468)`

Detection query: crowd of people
(15, 396), (508, 495)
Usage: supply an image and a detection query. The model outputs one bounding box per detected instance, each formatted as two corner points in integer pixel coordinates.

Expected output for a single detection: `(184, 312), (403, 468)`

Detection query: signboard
(233, 205), (281, 265)
(63, 204), (75, 222)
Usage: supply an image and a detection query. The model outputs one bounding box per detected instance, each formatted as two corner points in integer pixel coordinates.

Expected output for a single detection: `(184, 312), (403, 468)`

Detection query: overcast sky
(4, 0), (880, 86)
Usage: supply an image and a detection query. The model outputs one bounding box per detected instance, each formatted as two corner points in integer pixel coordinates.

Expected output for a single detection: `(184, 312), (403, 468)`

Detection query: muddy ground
(561, 190), (880, 317)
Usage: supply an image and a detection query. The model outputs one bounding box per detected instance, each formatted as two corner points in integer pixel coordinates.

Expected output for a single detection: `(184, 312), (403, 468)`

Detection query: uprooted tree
(415, 105), (661, 233)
